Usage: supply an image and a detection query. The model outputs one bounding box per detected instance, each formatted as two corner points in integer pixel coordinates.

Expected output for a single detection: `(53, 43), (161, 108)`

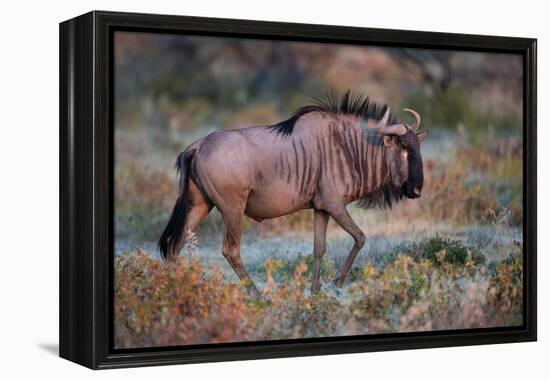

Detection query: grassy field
(114, 126), (523, 348)
(114, 236), (522, 348)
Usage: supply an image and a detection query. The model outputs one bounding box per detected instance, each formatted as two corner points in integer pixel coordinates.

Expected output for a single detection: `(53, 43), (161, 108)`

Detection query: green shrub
(401, 236), (486, 267)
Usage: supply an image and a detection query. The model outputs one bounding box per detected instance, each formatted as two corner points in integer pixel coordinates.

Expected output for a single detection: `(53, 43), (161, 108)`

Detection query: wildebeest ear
(416, 130), (429, 142)
(383, 135), (397, 147)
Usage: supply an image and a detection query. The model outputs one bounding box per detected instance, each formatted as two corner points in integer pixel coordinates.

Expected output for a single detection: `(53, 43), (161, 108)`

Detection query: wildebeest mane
(270, 90), (397, 137)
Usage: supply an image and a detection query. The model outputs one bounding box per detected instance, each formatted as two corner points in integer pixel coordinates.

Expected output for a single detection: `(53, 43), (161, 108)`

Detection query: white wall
(0, 0), (546, 377)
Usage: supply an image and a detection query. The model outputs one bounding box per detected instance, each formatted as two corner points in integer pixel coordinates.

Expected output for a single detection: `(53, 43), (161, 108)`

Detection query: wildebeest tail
(158, 149), (194, 261)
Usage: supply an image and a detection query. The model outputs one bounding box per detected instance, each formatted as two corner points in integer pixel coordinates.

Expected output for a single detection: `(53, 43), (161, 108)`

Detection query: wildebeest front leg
(312, 209), (329, 293)
(221, 213), (261, 299)
(329, 208), (366, 288)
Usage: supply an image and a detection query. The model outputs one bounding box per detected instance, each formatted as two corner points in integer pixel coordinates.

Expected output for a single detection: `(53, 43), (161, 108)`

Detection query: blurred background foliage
(115, 32), (522, 140)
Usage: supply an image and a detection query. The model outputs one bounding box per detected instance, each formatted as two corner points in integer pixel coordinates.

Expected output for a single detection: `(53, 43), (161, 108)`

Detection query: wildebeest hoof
(251, 293), (270, 305)
(333, 277), (345, 288)
(311, 283), (321, 294)
(245, 285), (263, 301)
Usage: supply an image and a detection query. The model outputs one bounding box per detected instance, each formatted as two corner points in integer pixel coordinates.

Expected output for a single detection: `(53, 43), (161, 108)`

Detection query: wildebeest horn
(403, 108), (421, 131)
(380, 124), (408, 136)
(380, 107), (390, 126)
(378, 107), (408, 136)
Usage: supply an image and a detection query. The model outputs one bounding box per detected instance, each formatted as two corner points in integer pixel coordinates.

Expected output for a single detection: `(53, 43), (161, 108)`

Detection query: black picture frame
(59, 10), (537, 369)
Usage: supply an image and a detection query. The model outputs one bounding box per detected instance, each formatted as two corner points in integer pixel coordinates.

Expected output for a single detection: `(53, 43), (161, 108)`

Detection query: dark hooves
(311, 284), (321, 294)
(333, 277), (345, 288)
(245, 286), (265, 302)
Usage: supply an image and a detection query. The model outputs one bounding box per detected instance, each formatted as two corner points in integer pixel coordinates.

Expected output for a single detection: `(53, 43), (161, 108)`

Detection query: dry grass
(114, 242), (523, 348)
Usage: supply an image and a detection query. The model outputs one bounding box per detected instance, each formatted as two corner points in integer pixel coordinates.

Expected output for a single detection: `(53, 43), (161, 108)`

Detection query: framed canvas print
(59, 11), (537, 369)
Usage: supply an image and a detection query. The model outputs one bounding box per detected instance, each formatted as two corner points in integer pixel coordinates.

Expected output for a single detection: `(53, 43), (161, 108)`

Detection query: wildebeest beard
(355, 181), (406, 209)
(357, 145), (423, 209)
(404, 148), (424, 199)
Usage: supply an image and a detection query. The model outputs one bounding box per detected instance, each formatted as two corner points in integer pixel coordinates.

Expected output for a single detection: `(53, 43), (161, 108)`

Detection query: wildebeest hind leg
(329, 208), (366, 288)
(221, 210), (261, 299)
(170, 201), (212, 260)
(168, 180), (212, 261)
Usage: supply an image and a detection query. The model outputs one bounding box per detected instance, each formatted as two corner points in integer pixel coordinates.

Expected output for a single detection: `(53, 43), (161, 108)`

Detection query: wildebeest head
(378, 108), (429, 199)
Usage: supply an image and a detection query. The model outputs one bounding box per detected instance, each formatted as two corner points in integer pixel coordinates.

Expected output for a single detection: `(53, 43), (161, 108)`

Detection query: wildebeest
(159, 92), (428, 297)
